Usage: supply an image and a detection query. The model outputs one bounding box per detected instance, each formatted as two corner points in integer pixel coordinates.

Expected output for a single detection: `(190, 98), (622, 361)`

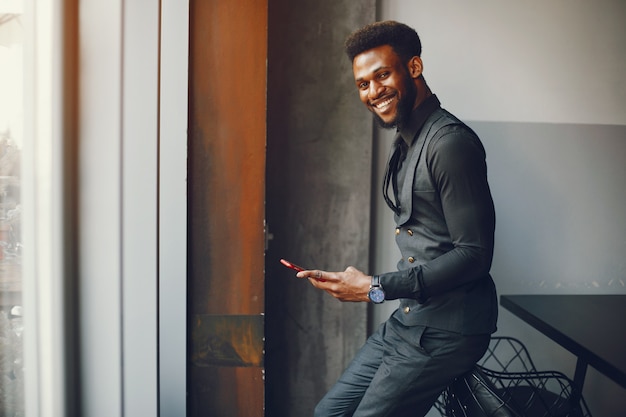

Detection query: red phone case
(280, 258), (305, 272)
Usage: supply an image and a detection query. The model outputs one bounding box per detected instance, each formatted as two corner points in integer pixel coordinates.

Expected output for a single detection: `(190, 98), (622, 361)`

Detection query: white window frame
(21, 0), (68, 415)
(21, 0), (189, 415)
(158, 0), (189, 415)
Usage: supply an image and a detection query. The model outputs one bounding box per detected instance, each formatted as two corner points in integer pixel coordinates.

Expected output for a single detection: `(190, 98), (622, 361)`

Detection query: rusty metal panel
(188, 0), (267, 415)
(191, 314), (264, 367)
(188, 0), (267, 317)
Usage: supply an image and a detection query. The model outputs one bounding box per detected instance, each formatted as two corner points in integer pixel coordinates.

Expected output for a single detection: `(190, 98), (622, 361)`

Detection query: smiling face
(352, 44), (423, 129)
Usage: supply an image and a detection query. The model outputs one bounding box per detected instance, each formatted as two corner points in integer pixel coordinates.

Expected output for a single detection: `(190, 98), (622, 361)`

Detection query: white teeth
(375, 98), (393, 109)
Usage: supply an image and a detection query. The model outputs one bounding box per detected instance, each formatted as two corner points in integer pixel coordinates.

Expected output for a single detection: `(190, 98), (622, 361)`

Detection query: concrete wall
(266, 1), (376, 416)
(373, 1), (626, 416)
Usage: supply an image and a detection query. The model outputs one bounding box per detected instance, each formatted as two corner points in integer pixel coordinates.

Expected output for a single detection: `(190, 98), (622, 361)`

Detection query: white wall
(373, 1), (626, 416)
(380, 0), (626, 125)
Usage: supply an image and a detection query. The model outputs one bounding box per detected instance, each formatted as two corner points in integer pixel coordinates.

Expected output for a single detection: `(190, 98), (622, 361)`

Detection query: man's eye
(378, 72), (389, 79)
(358, 82), (368, 89)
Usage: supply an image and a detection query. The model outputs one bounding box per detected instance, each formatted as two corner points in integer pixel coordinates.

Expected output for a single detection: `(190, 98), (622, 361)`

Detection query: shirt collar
(398, 94), (441, 147)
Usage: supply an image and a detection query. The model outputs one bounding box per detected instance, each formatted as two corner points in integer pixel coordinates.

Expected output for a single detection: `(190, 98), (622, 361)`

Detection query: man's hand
(296, 266), (371, 302)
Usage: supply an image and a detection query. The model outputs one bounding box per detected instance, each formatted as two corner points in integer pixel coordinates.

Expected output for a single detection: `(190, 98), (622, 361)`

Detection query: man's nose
(368, 80), (383, 100)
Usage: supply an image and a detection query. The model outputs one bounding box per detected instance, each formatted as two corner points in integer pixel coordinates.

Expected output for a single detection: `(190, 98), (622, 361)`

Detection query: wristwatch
(368, 275), (385, 304)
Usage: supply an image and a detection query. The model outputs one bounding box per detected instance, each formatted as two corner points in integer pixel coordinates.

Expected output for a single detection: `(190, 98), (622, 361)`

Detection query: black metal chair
(434, 336), (593, 417)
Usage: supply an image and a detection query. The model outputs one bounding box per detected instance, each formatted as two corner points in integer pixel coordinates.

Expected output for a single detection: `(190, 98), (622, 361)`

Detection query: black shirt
(378, 95), (497, 334)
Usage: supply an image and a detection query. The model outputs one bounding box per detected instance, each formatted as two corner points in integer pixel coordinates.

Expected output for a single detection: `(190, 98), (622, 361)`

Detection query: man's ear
(407, 56), (423, 79)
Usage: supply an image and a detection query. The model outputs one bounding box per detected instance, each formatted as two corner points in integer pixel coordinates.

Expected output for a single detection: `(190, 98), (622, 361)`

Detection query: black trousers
(314, 316), (490, 417)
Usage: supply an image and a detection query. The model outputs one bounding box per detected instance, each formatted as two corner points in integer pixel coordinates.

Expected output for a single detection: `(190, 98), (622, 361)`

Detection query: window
(0, 4), (24, 416)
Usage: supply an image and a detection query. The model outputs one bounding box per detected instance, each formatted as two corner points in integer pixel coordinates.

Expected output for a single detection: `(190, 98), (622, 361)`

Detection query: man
(296, 21), (498, 416)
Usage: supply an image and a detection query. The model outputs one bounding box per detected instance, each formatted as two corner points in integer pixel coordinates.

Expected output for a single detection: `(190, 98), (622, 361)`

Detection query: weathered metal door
(187, 0), (267, 415)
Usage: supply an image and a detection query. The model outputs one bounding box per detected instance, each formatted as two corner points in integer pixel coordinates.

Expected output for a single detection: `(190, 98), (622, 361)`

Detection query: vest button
(407, 229), (413, 236)
(408, 256), (415, 263)
(403, 306), (410, 313)
(395, 228), (400, 235)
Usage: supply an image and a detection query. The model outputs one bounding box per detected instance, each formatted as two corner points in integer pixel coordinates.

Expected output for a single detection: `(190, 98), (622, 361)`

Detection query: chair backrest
(443, 367), (521, 417)
(478, 365), (593, 417)
(435, 337), (593, 417)
(479, 336), (537, 374)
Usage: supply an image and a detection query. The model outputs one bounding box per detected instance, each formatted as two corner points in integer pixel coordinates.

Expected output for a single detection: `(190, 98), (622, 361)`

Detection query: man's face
(352, 44), (418, 129)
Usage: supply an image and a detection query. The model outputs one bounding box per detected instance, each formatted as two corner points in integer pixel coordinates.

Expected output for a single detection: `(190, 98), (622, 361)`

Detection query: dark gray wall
(266, 1), (376, 416)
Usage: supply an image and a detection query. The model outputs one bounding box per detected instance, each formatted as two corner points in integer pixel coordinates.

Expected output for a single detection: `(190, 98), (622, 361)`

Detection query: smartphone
(280, 258), (305, 272)
(280, 259), (326, 282)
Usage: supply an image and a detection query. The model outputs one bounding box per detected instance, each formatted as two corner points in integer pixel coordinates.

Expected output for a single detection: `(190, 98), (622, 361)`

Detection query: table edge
(500, 294), (626, 389)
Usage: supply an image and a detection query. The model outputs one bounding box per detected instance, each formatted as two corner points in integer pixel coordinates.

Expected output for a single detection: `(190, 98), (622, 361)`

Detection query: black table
(500, 294), (626, 391)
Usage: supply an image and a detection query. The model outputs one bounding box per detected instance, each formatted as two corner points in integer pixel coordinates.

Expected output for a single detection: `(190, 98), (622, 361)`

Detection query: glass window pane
(0, 3), (24, 416)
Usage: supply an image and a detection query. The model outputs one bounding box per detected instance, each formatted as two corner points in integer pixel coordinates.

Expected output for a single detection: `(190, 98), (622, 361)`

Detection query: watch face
(368, 288), (385, 304)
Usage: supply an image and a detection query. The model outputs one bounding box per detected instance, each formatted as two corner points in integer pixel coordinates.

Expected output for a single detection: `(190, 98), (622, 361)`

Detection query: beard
(373, 76), (418, 130)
